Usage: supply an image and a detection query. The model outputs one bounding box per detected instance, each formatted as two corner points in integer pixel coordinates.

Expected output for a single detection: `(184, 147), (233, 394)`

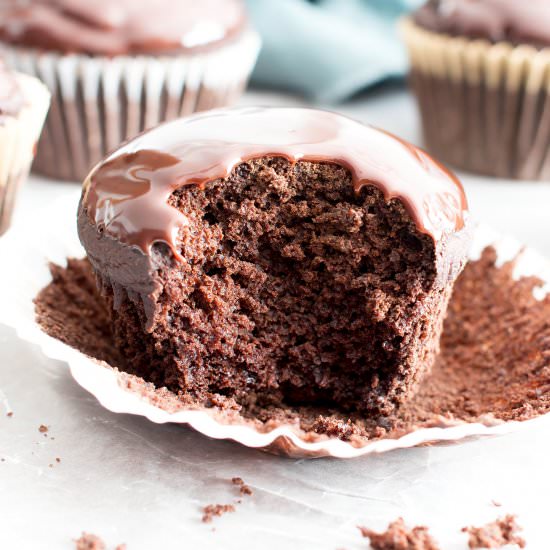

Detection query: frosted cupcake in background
(401, 0), (550, 180)
(0, 0), (260, 181)
(0, 62), (50, 235)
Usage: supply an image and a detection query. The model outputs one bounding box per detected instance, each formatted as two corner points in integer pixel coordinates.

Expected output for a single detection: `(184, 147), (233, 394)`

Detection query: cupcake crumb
(6, 411), (13, 417)
(358, 517), (440, 550)
(462, 515), (525, 549)
(38, 424), (48, 433)
(74, 532), (105, 550)
(231, 477), (253, 496)
(202, 504), (236, 523)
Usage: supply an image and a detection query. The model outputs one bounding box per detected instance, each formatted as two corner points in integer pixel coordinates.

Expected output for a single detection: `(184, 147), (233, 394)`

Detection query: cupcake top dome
(414, 0), (550, 47)
(81, 107), (468, 257)
(0, 0), (247, 55)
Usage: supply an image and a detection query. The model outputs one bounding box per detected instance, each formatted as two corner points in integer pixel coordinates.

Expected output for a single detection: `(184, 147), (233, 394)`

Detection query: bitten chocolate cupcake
(402, 1), (550, 180)
(0, 0), (260, 182)
(0, 62), (49, 235)
(78, 107), (471, 415)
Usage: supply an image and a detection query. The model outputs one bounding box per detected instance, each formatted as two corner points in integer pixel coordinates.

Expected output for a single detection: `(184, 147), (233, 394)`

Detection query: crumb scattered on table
(202, 504), (236, 523)
(231, 477), (253, 496)
(56, 457), (61, 463)
(462, 515), (525, 549)
(491, 500), (502, 508)
(74, 532), (106, 550)
(6, 411), (13, 417)
(358, 517), (440, 550)
(38, 424), (48, 434)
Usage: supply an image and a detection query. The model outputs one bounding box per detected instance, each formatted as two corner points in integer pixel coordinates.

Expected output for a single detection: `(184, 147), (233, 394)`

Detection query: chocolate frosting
(414, 0), (550, 47)
(0, 62), (23, 119)
(0, 0), (247, 55)
(81, 107), (468, 262)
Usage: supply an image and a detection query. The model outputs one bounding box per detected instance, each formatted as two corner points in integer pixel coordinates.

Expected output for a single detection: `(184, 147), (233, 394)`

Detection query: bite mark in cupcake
(77, 107), (471, 415)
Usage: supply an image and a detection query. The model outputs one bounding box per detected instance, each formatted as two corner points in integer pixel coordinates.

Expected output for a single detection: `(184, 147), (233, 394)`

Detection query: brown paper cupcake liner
(401, 18), (550, 180)
(2, 30), (260, 182)
(0, 74), (50, 235)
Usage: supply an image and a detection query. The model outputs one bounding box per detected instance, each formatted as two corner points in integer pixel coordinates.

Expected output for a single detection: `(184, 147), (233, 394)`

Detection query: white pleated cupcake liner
(2, 30), (260, 181)
(1, 193), (550, 458)
(0, 74), (50, 234)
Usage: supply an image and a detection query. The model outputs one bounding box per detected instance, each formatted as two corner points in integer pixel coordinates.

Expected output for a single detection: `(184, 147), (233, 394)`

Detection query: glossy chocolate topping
(82, 107), (468, 259)
(0, 62), (23, 119)
(414, 0), (550, 47)
(0, 0), (247, 55)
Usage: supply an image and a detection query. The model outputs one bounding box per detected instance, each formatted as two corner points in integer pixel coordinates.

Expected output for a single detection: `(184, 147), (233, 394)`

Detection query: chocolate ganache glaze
(0, 0), (247, 55)
(78, 107), (470, 323)
(82, 107), (467, 252)
(414, 0), (550, 47)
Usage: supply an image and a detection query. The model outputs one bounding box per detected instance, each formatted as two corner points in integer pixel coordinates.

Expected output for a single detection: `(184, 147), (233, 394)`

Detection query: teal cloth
(246, 0), (422, 103)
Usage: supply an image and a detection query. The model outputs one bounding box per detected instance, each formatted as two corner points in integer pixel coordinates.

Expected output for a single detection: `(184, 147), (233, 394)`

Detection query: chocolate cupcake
(0, 0), (260, 182)
(78, 107), (471, 415)
(402, 1), (550, 180)
(0, 62), (49, 235)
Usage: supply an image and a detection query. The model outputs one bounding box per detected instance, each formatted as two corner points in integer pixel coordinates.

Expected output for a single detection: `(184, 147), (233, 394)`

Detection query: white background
(1, 88), (550, 549)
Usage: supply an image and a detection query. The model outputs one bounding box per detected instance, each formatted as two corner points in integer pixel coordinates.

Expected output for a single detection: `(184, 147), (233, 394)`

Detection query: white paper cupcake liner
(1, 193), (550, 458)
(2, 30), (260, 182)
(0, 74), (50, 235)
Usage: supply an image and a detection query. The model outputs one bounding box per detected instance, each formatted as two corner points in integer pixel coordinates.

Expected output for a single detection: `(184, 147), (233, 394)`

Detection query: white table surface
(1, 88), (550, 549)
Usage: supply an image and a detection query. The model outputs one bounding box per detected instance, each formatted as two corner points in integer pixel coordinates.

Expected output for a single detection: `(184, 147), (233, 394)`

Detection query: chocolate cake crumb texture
(79, 108), (470, 417)
(83, 157), (466, 416)
(38, 424), (48, 433)
(462, 515), (525, 549)
(74, 532), (105, 550)
(202, 504), (236, 523)
(358, 518), (440, 550)
(231, 477), (253, 496)
(34, 245), (550, 445)
(6, 411), (13, 417)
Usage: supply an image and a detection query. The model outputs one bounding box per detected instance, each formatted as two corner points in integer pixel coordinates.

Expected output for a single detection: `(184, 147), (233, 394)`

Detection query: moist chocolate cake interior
(107, 157), (439, 414)
(35, 245), (550, 447)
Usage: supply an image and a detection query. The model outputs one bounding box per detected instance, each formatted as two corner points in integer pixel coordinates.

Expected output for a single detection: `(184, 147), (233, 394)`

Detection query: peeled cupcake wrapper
(401, 18), (550, 180)
(1, 192), (550, 458)
(0, 73), (50, 235)
(2, 29), (260, 182)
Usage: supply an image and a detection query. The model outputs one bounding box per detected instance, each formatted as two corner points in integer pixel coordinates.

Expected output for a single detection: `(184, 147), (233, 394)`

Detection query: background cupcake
(0, 0), (260, 182)
(0, 62), (49, 235)
(402, 0), (550, 180)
